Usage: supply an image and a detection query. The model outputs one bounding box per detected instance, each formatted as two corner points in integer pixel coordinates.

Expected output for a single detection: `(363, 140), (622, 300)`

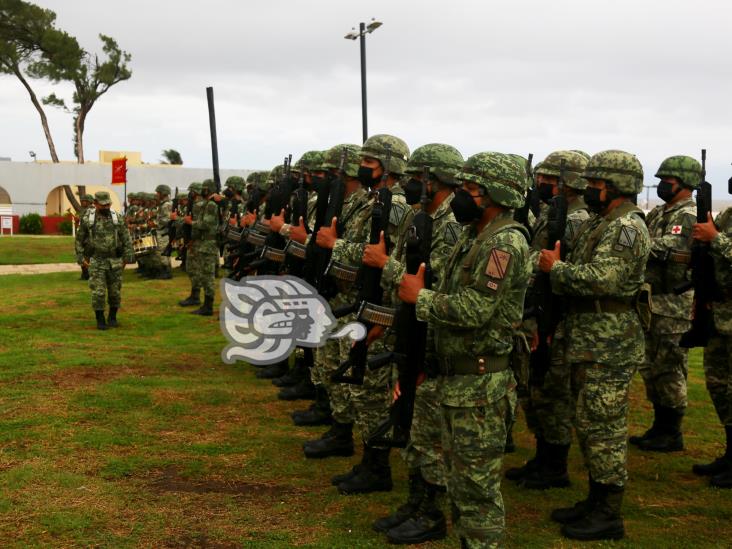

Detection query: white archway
(45, 185), (122, 215)
(0, 185), (11, 205)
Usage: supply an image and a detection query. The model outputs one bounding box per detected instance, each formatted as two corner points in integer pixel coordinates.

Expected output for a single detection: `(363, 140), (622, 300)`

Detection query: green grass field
(0, 236), (76, 264)
(0, 270), (729, 548)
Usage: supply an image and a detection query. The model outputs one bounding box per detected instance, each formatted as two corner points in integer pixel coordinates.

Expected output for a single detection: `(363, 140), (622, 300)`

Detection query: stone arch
(45, 185), (122, 215)
(0, 185), (11, 205)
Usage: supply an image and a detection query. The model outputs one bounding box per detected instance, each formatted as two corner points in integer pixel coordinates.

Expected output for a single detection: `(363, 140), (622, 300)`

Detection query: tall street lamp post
(344, 19), (382, 144)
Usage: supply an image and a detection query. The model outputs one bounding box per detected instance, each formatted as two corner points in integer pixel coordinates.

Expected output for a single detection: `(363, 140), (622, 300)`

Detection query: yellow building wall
(98, 151), (143, 165)
(46, 185), (123, 216)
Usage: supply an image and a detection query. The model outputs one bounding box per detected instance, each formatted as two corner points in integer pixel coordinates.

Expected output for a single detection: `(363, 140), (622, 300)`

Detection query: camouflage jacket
(191, 198), (219, 254)
(75, 210), (134, 264)
(529, 197), (591, 269)
(711, 207), (732, 334)
(381, 193), (461, 295)
(550, 201), (651, 365)
(157, 199), (173, 235)
(644, 196), (695, 323)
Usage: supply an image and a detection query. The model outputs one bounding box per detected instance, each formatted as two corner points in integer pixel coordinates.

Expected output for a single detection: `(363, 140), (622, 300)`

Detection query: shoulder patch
(616, 225), (638, 249)
(485, 248), (512, 280)
(389, 202), (408, 228)
(443, 222), (462, 246)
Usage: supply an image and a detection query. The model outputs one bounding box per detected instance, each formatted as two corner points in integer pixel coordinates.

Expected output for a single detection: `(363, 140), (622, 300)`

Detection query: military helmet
(654, 155), (702, 190)
(80, 193), (94, 202)
(456, 152), (526, 209)
(360, 134), (410, 175)
(294, 150), (325, 172)
(405, 143), (465, 186)
(321, 144), (362, 177)
(200, 179), (216, 195)
(94, 191), (112, 205)
(572, 150), (591, 161)
(225, 176), (245, 191)
(155, 184), (171, 195)
(506, 154), (531, 190)
(583, 150), (644, 194)
(126, 192), (137, 201)
(536, 150), (590, 191)
(189, 182), (202, 195)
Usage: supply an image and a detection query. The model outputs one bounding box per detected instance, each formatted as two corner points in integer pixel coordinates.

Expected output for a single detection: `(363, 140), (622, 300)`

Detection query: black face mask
(357, 166), (381, 188)
(450, 188), (484, 224)
(538, 183), (555, 204)
(404, 178), (430, 206)
(584, 187), (608, 214)
(223, 188), (235, 199)
(656, 181), (679, 203)
(310, 174), (324, 189)
(98, 208), (111, 217)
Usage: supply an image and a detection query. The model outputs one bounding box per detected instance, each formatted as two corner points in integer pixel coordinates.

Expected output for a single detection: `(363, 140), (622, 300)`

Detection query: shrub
(59, 219), (73, 235)
(19, 213), (43, 235)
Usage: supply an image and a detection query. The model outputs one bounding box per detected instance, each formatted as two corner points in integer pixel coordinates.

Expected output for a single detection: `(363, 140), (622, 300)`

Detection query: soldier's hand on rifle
(363, 231), (388, 268)
(399, 263), (426, 304)
(316, 218), (338, 249)
(270, 209), (286, 233)
(170, 211), (178, 221)
(530, 330), (539, 352)
(184, 215), (193, 225)
(82, 259), (90, 269)
(539, 241), (561, 273)
(241, 212), (256, 227)
(393, 372), (427, 402)
(228, 217), (237, 226)
(290, 216), (308, 244)
(692, 212), (719, 242)
(366, 325), (385, 346)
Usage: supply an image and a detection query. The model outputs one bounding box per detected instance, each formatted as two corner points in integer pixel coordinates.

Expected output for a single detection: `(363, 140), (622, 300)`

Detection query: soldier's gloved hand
(270, 209), (286, 233)
(539, 241), (561, 273)
(692, 212), (719, 242)
(289, 216), (308, 244)
(184, 215), (193, 225)
(363, 231), (388, 269)
(398, 262), (426, 304)
(316, 217), (338, 249)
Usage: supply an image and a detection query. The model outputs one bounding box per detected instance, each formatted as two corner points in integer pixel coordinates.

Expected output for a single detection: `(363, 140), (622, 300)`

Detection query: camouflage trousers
(703, 333), (732, 426)
(313, 337), (356, 424)
(639, 314), (690, 410)
(188, 246), (217, 299)
(89, 256), (124, 311)
(151, 233), (171, 271)
(402, 377), (446, 487)
(440, 372), (515, 549)
(573, 361), (637, 487)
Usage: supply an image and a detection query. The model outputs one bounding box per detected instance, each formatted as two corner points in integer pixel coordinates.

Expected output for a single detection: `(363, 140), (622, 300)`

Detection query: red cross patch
(671, 225), (682, 235)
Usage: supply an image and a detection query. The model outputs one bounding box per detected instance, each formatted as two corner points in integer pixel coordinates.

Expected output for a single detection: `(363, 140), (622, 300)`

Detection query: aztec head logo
(220, 276), (366, 365)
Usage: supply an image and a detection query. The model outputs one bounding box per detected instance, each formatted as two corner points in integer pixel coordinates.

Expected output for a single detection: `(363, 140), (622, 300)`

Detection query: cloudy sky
(2, 0), (731, 198)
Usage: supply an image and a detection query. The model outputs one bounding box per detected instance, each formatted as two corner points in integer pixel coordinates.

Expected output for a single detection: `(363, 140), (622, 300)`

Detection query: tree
(44, 34), (132, 164)
(160, 149), (183, 165)
(0, 0), (83, 209)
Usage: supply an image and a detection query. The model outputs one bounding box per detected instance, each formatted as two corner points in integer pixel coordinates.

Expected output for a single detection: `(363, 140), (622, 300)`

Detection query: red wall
(0, 215), (19, 234)
(41, 216), (67, 235)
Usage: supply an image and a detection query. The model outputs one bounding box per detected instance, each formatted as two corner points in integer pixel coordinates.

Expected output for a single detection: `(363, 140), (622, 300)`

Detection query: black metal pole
(359, 22), (368, 144)
(206, 86), (221, 193)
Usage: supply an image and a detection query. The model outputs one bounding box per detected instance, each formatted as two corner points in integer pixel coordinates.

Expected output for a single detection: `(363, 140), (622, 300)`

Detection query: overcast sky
(2, 0), (731, 198)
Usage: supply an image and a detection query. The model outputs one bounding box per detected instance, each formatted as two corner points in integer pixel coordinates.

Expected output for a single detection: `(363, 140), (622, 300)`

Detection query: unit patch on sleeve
(485, 248), (512, 280)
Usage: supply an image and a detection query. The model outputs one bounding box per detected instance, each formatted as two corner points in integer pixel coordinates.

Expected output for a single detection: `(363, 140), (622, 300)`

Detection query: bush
(58, 219), (73, 235)
(19, 213), (43, 235)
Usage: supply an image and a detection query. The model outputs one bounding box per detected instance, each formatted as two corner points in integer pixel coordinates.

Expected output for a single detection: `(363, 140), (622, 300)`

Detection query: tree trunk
(75, 109), (86, 164)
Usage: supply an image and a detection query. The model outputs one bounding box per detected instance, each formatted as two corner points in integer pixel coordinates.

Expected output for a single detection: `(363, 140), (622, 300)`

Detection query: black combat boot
(386, 479), (447, 544)
(373, 470), (427, 533)
(256, 359), (290, 379)
(191, 295), (214, 316)
(272, 356), (307, 387)
(709, 426), (732, 488)
(338, 447), (392, 494)
(637, 405), (684, 452)
(629, 402), (662, 446)
(278, 376), (316, 401)
(521, 442), (571, 490)
(292, 386), (332, 426)
(505, 437), (545, 481)
(179, 288), (201, 307)
(95, 310), (107, 331)
(303, 421), (354, 459)
(504, 422), (516, 453)
(561, 483), (625, 541)
(80, 266), (89, 280)
(551, 477), (599, 524)
(156, 265), (173, 280)
(107, 307), (119, 328)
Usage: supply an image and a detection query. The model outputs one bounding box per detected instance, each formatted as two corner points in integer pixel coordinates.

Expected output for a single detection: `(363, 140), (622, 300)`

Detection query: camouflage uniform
(75, 191), (134, 329)
(548, 150), (650, 541)
(179, 183), (204, 305)
(416, 152), (530, 548)
(153, 185), (173, 277)
(75, 194), (95, 280)
(188, 180), (219, 314)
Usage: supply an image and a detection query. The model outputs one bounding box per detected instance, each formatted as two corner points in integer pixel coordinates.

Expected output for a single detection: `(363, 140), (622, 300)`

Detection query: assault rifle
(514, 153), (538, 236)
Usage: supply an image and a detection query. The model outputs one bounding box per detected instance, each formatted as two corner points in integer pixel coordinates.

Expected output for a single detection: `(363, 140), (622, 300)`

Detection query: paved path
(0, 263), (79, 276)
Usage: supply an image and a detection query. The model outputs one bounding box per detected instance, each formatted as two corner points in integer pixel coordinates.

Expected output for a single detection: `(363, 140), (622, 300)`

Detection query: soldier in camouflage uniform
(75, 191), (134, 330)
(631, 156), (700, 452)
(314, 134), (412, 494)
(507, 150), (591, 490)
(399, 152), (531, 548)
(151, 184), (173, 279)
(367, 143), (464, 544)
(178, 183), (203, 307)
(222, 176), (246, 270)
(183, 179), (219, 316)
(75, 193), (95, 280)
(691, 203), (732, 488)
(539, 150), (651, 541)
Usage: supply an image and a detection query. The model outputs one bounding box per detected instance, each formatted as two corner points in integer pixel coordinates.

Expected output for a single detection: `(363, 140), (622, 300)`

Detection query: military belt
(568, 297), (634, 314)
(668, 251), (691, 264)
(92, 251), (120, 259)
(262, 246), (286, 263)
(357, 302), (397, 328)
(326, 259), (359, 283)
(439, 354), (510, 376)
(285, 240), (308, 260)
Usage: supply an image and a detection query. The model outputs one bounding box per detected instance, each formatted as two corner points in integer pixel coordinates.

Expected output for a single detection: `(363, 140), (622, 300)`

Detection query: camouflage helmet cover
(294, 150), (325, 172)
(155, 184), (171, 195)
(94, 191), (112, 205)
(200, 179), (215, 194)
(583, 150), (644, 194)
(456, 152), (526, 208)
(225, 176), (245, 191)
(360, 134), (410, 175)
(80, 193), (94, 202)
(536, 150), (590, 190)
(322, 144), (362, 177)
(405, 143), (465, 186)
(189, 182), (202, 194)
(654, 155), (702, 190)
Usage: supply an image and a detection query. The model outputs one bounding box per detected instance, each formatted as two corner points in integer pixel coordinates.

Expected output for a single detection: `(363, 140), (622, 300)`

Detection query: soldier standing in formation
(184, 179), (219, 316)
(75, 193), (95, 280)
(151, 184), (174, 280)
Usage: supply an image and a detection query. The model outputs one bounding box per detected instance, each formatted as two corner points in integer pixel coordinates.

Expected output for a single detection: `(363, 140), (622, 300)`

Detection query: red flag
(111, 157), (127, 184)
